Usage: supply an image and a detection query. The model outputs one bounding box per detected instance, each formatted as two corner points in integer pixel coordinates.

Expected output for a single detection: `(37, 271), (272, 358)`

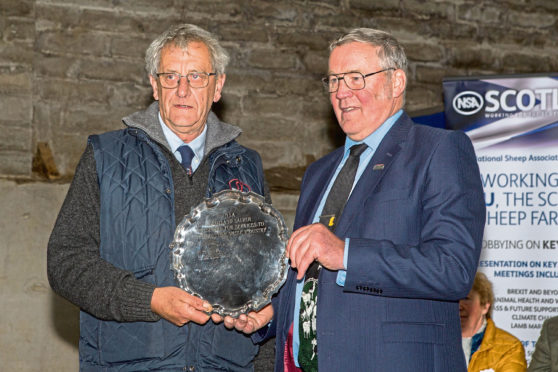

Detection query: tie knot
(349, 143), (367, 157)
(178, 145), (195, 170)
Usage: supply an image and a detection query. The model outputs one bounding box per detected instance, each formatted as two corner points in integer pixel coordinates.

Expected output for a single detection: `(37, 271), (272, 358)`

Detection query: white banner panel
(444, 74), (558, 361)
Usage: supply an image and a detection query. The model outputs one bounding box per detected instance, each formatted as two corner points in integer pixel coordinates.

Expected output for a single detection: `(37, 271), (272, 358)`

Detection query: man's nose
(335, 78), (353, 99)
(176, 77), (190, 97)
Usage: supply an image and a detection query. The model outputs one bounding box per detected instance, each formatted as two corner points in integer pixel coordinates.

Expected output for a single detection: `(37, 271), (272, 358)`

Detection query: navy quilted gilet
(79, 127), (266, 371)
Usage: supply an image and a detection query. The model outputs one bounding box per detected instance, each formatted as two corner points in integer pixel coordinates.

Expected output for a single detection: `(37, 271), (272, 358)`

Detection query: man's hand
(287, 223), (345, 280)
(211, 304), (273, 334)
(151, 286), (212, 326)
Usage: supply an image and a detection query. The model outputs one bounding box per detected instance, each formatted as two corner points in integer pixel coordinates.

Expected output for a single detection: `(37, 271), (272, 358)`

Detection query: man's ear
(392, 69), (406, 98)
(149, 75), (159, 101)
(213, 74), (226, 103)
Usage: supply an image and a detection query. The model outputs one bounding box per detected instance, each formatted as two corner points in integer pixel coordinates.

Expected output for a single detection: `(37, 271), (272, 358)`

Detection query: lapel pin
(373, 164), (384, 170)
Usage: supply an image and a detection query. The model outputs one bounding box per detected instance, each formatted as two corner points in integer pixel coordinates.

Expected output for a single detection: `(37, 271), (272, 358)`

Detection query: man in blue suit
(221, 28), (486, 372)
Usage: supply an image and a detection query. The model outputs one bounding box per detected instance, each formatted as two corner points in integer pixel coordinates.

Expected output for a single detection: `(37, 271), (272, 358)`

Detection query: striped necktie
(298, 143), (367, 371)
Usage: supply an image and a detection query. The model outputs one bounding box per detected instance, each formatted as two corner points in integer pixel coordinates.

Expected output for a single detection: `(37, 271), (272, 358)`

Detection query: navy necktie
(178, 145), (195, 175)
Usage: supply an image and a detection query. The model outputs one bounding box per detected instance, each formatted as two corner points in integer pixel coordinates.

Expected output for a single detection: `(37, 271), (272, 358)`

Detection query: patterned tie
(178, 145), (195, 175)
(298, 143), (367, 372)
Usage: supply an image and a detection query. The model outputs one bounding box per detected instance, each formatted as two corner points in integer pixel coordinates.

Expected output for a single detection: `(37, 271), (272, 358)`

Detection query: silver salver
(170, 190), (289, 317)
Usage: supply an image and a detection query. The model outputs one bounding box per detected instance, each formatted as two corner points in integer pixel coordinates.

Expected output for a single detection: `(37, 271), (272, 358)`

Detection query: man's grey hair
(329, 28), (408, 77)
(145, 24), (230, 77)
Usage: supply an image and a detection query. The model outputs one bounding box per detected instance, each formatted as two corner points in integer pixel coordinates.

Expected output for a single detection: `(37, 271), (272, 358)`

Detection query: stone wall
(1, 1), (558, 371)
(2, 0), (557, 183)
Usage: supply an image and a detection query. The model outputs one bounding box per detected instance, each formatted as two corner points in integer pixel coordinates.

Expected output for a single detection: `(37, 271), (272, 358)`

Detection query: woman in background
(460, 272), (527, 372)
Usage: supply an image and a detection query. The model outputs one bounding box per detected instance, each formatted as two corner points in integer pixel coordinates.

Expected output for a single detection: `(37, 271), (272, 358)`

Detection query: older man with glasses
(47, 24), (270, 371)
(224, 27), (486, 372)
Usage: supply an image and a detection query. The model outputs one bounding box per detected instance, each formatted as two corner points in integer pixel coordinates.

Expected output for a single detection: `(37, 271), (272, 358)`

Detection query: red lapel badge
(228, 178), (251, 192)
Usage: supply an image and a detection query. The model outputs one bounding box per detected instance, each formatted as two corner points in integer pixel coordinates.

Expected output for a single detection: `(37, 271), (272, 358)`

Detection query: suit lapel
(335, 114), (413, 237)
(295, 148), (344, 228)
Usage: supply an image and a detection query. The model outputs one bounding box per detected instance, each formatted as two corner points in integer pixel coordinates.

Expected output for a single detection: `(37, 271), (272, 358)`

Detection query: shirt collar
(344, 109), (403, 154)
(158, 113), (207, 161)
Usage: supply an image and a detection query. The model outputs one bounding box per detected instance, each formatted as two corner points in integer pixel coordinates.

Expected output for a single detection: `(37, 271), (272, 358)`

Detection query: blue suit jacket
(265, 113), (486, 372)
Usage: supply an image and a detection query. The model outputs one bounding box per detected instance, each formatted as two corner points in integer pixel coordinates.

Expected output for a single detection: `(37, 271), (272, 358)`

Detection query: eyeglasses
(156, 72), (217, 89)
(321, 68), (395, 93)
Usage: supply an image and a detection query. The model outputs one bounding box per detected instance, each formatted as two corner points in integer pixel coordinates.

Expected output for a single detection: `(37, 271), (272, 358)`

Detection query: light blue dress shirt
(158, 113), (207, 173)
(292, 110), (403, 366)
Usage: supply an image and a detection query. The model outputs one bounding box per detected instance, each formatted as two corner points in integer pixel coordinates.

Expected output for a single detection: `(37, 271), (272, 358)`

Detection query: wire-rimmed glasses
(321, 68), (395, 93)
(156, 72), (217, 89)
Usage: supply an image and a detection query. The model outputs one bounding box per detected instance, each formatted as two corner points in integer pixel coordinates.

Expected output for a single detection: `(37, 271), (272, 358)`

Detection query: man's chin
(168, 118), (200, 131)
